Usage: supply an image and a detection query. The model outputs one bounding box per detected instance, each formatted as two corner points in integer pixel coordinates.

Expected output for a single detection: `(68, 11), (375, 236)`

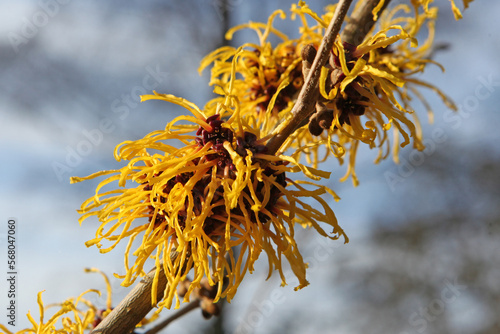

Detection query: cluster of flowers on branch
(71, 93), (345, 310)
(201, 1), (457, 185)
(3, 0), (473, 332)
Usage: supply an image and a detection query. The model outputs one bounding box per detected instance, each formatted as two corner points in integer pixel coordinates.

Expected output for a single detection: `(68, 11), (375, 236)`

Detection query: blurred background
(1, 0), (499, 333)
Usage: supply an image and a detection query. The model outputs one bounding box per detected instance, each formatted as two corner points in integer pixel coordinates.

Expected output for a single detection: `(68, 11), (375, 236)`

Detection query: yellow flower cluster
(201, 1), (456, 185)
(66, 0), (470, 323)
(0, 269), (119, 334)
(72, 91), (346, 309)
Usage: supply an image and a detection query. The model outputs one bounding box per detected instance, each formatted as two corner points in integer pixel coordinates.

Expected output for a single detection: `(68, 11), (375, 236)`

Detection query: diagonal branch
(90, 252), (178, 334)
(265, 0), (354, 155)
(265, 0), (392, 155)
(341, 0), (391, 45)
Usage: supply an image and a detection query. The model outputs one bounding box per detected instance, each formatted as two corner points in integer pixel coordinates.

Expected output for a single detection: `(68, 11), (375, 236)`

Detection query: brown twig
(265, 0), (394, 155)
(341, 0), (391, 45)
(265, 0), (353, 155)
(90, 252), (178, 334)
(143, 300), (201, 334)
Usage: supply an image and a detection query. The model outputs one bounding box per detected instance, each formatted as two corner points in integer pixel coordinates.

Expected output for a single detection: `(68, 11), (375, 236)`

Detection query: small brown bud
(199, 278), (218, 299)
(177, 279), (191, 298)
(301, 44), (317, 80)
(301, 44), (317, 66)
(308, 115), (324, 136)
(200, 298), (220, 318)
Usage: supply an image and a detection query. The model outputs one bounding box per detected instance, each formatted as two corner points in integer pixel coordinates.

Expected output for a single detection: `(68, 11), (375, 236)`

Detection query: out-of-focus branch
(143, 300), (200, 334)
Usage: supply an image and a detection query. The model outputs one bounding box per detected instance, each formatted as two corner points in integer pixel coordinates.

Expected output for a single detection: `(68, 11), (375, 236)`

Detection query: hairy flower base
(72, 94), (346, 309)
